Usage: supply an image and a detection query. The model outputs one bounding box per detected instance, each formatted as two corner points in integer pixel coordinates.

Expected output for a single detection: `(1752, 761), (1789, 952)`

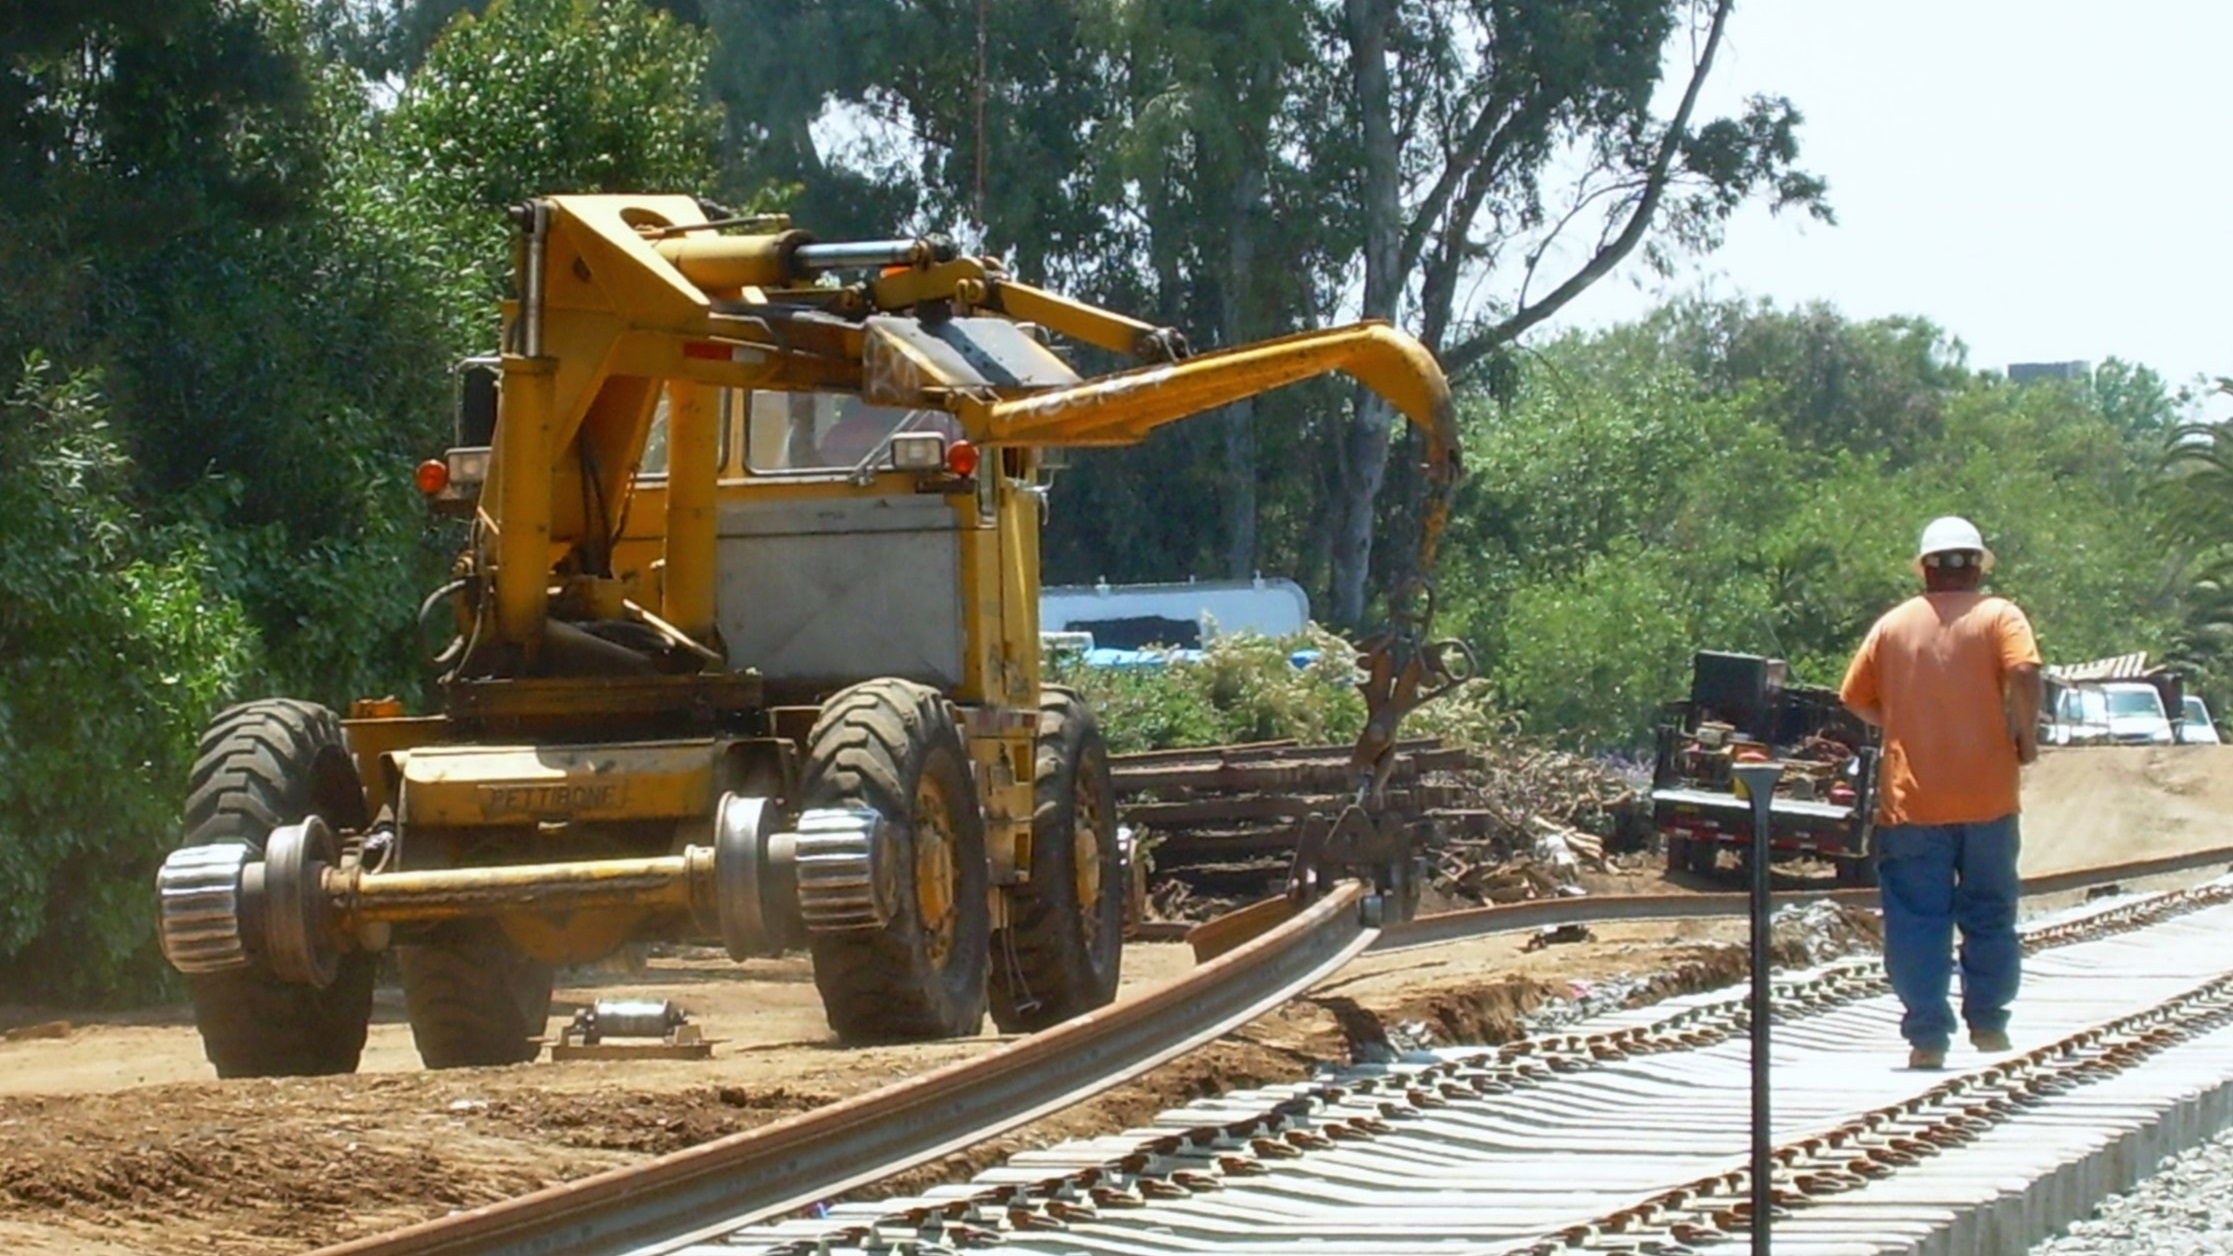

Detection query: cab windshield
(742, 391), (958, 473)
(2106, 689), (2163, 719)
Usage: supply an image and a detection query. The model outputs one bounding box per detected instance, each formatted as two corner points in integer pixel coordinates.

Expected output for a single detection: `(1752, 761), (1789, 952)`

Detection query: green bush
(1048, 625), (1507, 755)
(0, 357), (260, 1003)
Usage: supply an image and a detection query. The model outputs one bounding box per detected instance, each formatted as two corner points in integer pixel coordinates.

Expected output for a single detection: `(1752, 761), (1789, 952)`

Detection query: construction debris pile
(1118, 738), (1647, 922)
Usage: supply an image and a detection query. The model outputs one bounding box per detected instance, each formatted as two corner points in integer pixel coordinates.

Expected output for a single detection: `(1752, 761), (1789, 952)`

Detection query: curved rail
(1371, 840), (2233, 954)
(313, 884), (1378, 1256)
(320, 842), (2233, 1256)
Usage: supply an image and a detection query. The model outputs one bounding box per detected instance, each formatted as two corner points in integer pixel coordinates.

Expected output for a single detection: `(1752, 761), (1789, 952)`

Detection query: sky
(1543, 0), (2233, 412)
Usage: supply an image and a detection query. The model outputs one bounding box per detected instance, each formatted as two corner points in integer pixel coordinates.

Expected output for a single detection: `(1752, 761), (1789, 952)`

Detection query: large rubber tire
(801, 679), (990, 1042)
(178, 699), (376, 1077)
(989, 687), (1123, 1033)
(398, 920), (555, 1068)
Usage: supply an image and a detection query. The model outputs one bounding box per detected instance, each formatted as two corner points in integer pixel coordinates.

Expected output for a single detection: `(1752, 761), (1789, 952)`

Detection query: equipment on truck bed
(1649, 651), (1881, 887)
(152, 194), (1467, 1076)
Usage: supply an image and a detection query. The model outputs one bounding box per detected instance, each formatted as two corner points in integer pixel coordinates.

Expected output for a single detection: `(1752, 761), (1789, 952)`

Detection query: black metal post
(1732, 761), (1784, 1256)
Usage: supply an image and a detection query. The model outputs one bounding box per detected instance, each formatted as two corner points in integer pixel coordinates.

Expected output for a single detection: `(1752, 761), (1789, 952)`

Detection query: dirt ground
(0, 746), (2224, 1255)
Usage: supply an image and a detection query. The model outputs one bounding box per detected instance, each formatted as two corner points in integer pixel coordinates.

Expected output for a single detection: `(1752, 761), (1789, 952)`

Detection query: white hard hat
(1912, 515), (1995, 577)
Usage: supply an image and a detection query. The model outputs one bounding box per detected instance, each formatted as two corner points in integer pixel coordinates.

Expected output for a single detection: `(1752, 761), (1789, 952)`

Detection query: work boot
(1969, 1028), (2012, 1053)
(1907, 1045), (1946, 1070)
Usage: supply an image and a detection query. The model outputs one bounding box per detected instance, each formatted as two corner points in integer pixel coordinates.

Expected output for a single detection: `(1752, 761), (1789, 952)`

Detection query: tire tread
(802, 679), (988, 1042)
(989, 686), (1123, 1033)
(398, 922), (553, 1068)
(178, 699), (374, 1078)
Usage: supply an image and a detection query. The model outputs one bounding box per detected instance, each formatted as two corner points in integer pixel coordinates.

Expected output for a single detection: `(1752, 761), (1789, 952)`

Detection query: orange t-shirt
(1839, 592), (2041, 826)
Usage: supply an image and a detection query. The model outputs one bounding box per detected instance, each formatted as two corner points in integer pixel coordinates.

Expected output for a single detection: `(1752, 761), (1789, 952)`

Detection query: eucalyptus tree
(1324, 0), (1830, 624)
(694, 1), (1355, 582)
(1103, 0), (1358, 578)
(655, 1), (1830, 616)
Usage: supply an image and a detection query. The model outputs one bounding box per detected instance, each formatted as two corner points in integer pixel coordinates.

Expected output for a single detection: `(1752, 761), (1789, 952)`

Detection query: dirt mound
(2022, 746), (2233, 876)
(0, 1077), (621, 1247)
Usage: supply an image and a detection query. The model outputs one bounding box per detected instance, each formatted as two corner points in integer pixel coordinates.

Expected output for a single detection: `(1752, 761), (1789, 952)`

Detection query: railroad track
(317, 843), (2233, 1256)
(726, 882), (2233, 1256)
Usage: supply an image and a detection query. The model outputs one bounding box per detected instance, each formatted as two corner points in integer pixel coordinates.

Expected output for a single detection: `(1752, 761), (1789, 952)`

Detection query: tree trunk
(1219, 148), (1265, 580)
(1220, 409), (1259, 583)
(1331, 0), (1403, 626)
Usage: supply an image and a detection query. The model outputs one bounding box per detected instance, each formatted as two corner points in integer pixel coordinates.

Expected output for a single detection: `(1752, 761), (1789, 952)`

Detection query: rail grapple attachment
(1287, 803), (1419, 924)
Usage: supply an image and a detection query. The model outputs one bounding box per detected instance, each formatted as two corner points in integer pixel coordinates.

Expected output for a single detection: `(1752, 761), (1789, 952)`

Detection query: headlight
(888, 431), (947, 470)
(448, 446), (490, 485)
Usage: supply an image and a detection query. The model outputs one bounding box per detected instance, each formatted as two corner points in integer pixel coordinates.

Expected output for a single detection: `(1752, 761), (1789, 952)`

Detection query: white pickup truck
(2042, 679), (2182, 746)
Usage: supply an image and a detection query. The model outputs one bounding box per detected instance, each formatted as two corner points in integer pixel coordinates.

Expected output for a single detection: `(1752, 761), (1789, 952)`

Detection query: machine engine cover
(862, 315), (1079, 408)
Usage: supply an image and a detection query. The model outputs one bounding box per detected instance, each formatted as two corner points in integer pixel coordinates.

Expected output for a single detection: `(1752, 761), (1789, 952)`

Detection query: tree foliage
(0, 0), (722, 1000)
(0, 358), (258, 999)
(688, 1), (1822, 619)
(376, 0), (723, 320)
(1324, 0), (1829, 625)
(1446, 301), (2205, 747)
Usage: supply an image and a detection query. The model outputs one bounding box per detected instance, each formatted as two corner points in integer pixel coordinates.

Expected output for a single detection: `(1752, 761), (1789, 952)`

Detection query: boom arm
(477, 194), (1463, 664)
(958, 322), (1460, 569)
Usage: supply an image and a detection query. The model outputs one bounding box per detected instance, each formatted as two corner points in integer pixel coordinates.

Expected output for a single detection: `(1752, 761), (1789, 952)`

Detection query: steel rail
(311, 883), (1378, 1256)
(1370, 840), (2233, 954)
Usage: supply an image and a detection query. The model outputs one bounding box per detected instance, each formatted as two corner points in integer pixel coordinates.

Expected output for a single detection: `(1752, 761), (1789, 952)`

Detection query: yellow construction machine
(155, 194), (1467, 1076)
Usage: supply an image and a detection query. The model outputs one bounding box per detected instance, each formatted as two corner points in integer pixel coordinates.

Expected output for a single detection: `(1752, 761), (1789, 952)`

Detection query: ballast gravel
(2032, 1122), (2233, 1255)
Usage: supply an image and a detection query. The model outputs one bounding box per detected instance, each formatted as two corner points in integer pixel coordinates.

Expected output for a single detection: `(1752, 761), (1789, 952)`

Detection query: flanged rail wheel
(800, 679), (989, 1042)
(398, 919), (555, 1068)
(176, 699), (376, 1077)
(990, 686), (1123, 1033)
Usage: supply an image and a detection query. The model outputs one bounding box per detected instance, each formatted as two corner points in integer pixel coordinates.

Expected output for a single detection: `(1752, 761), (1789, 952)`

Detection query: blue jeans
(1875, 815), (2022, 1051)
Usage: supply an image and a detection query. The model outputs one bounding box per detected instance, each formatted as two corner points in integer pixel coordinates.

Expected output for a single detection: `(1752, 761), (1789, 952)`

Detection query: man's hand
(2008, 661), (2043, 766)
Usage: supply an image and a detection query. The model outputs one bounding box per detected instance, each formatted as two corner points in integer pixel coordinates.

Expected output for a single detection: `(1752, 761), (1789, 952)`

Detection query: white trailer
(1040, 577), (1311, 651)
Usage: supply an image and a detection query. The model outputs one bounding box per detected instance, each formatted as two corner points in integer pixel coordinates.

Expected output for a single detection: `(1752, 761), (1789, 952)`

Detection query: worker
(1839, 516), (2042, 1070)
